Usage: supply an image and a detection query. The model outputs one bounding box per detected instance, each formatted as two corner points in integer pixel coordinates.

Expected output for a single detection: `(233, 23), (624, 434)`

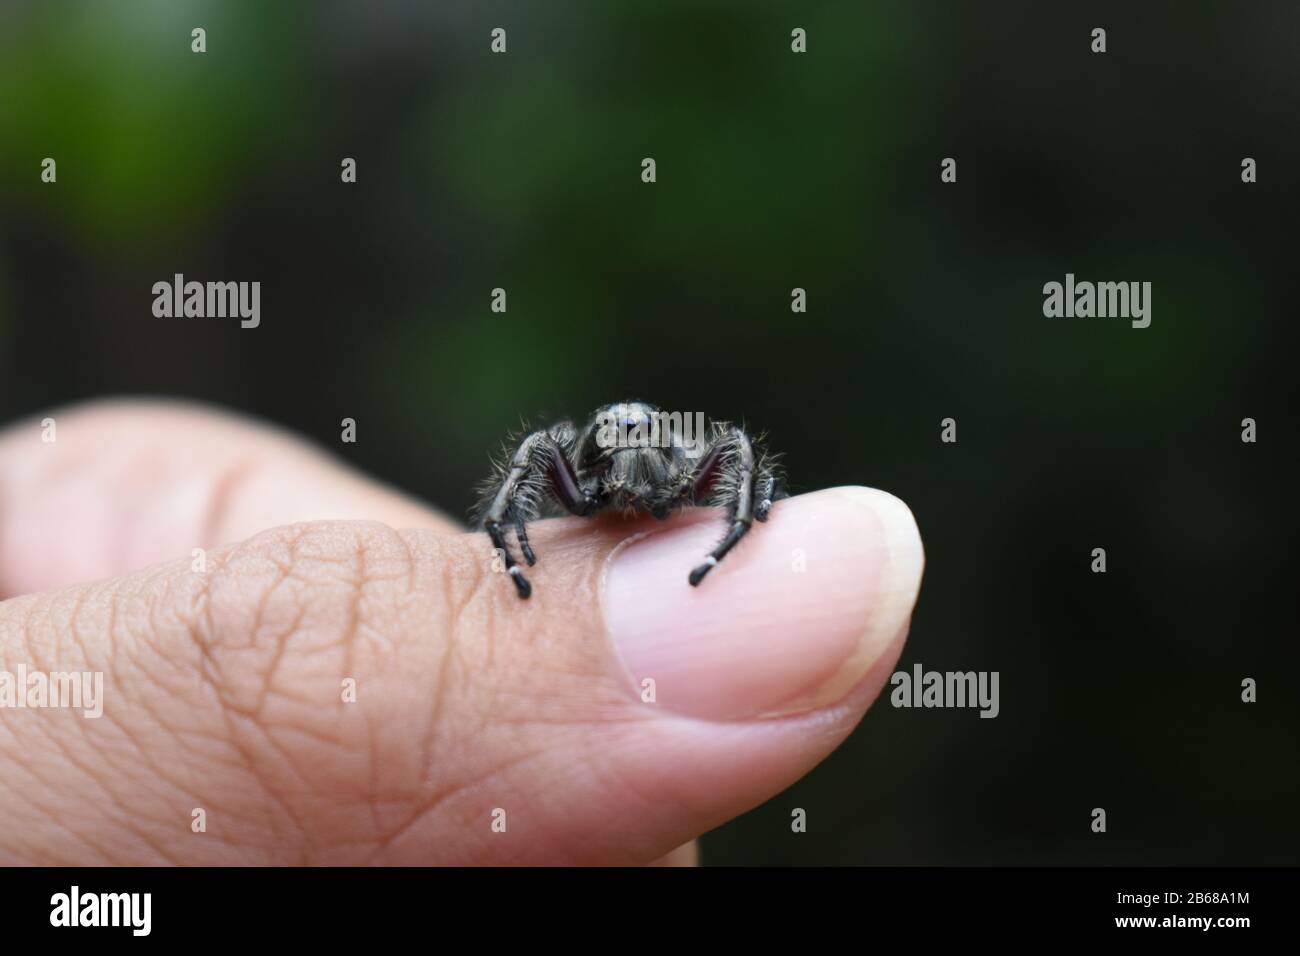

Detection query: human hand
(0, 400), (923, 865)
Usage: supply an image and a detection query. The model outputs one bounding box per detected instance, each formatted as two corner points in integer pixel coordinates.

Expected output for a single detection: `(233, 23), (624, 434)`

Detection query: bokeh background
(1, 0), (1297, 864)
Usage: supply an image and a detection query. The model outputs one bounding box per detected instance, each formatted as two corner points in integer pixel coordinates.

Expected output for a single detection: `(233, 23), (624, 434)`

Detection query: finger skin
(0, 494), (917, 865)
(649, 841), (699, 866)
(0, 398), (456, 599)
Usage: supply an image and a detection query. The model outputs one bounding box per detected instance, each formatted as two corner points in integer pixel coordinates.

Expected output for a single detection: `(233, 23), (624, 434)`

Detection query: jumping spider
(473, 401), (786, 598)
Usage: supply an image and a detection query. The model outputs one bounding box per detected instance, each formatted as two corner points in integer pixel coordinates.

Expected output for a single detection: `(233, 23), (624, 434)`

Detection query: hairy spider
(473, 401), (787, 598)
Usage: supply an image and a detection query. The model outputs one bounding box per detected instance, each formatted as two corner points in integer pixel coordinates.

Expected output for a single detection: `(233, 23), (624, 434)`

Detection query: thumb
(443, 485), (923, 862)
(0, 486), (920, 865)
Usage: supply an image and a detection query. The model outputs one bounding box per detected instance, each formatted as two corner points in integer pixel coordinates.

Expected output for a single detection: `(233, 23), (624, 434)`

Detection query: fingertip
(602, 486), (924, 721)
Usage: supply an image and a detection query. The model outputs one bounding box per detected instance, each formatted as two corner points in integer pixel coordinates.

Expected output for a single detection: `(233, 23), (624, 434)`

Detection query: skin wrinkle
(246, 562), (291, 667)
(366, 745), (549, 864)
(162, 522), (425, 862)
(339, 529), (361, 724)
(0, 710), (65, 840)
(120, 687), (219, 807)
(366, 703), (381, 837)
(167, 547), (317, 858)
(335, 535), (377, 832)
(148, 579), (227, 700)
(71, 632), (201, 841)
(20, 594), (46, 672)
(392, 538), (626, 858)
(209, 702), (313, 859)
(310, 525), (372, 831)
(139, 561), (198, 682)
(357, 530), (399, 838)
(205, 528), (308, 716)
(603, 734), (707, 824)
(11, 574), (232, 864)
(460, 530), (605, 738)
(254, 604), (306, 721)
(44, 723), (181, 865)
(112, 583), (231, 801)
(0, 743), (80, 842)
(247, 705), (351, 750)
(238, 709), (319, 797)
(213, 665), (325, 801)
(1, 585), (174, 868)
(251, 682), (328, 714)
(63, 580), (92, 671)
(244, 544), (294, 676)
(189, 567), (226, 714)
(433, 533), (482, 658)
(416, 626), (450, 798)
(397, 530), (420, 596)
(407, 532), (474, 806)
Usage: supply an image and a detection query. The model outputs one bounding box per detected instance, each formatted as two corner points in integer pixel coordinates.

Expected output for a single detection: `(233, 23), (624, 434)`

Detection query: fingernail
(602, 487), (924, 721)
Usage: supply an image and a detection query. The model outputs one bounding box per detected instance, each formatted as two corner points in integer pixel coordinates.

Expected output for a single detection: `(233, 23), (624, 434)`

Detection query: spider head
(584, 402), (674, 512)
(587, 401), (663, 458)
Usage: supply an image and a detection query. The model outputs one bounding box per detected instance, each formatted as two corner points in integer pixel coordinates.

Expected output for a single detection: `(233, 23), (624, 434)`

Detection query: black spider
(473, 401), (787, 598)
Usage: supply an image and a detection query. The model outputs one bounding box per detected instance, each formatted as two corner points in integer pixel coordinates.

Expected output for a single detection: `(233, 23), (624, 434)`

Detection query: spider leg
(544, 440), (599, 518)
(688, 442), (727, 500)
(484, 517), (531, 597)
(480, 430), (552, 597)
(687, 426), (781, 586)
(477, 422), (593, 598)
(755, 473), (780, 522)
(643, 440), (723, 520)
(514, 517), (536, 566)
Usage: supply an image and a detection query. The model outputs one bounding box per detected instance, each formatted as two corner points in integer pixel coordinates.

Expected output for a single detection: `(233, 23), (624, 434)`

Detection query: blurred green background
(1, 1), (1297, 864)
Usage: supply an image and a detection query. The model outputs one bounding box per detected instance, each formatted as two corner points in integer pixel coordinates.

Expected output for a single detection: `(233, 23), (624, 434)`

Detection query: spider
(473, 401), (786, 598)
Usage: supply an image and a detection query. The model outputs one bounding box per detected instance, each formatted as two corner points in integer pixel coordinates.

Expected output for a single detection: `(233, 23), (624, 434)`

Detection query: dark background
(1, 1), (1296, 864)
